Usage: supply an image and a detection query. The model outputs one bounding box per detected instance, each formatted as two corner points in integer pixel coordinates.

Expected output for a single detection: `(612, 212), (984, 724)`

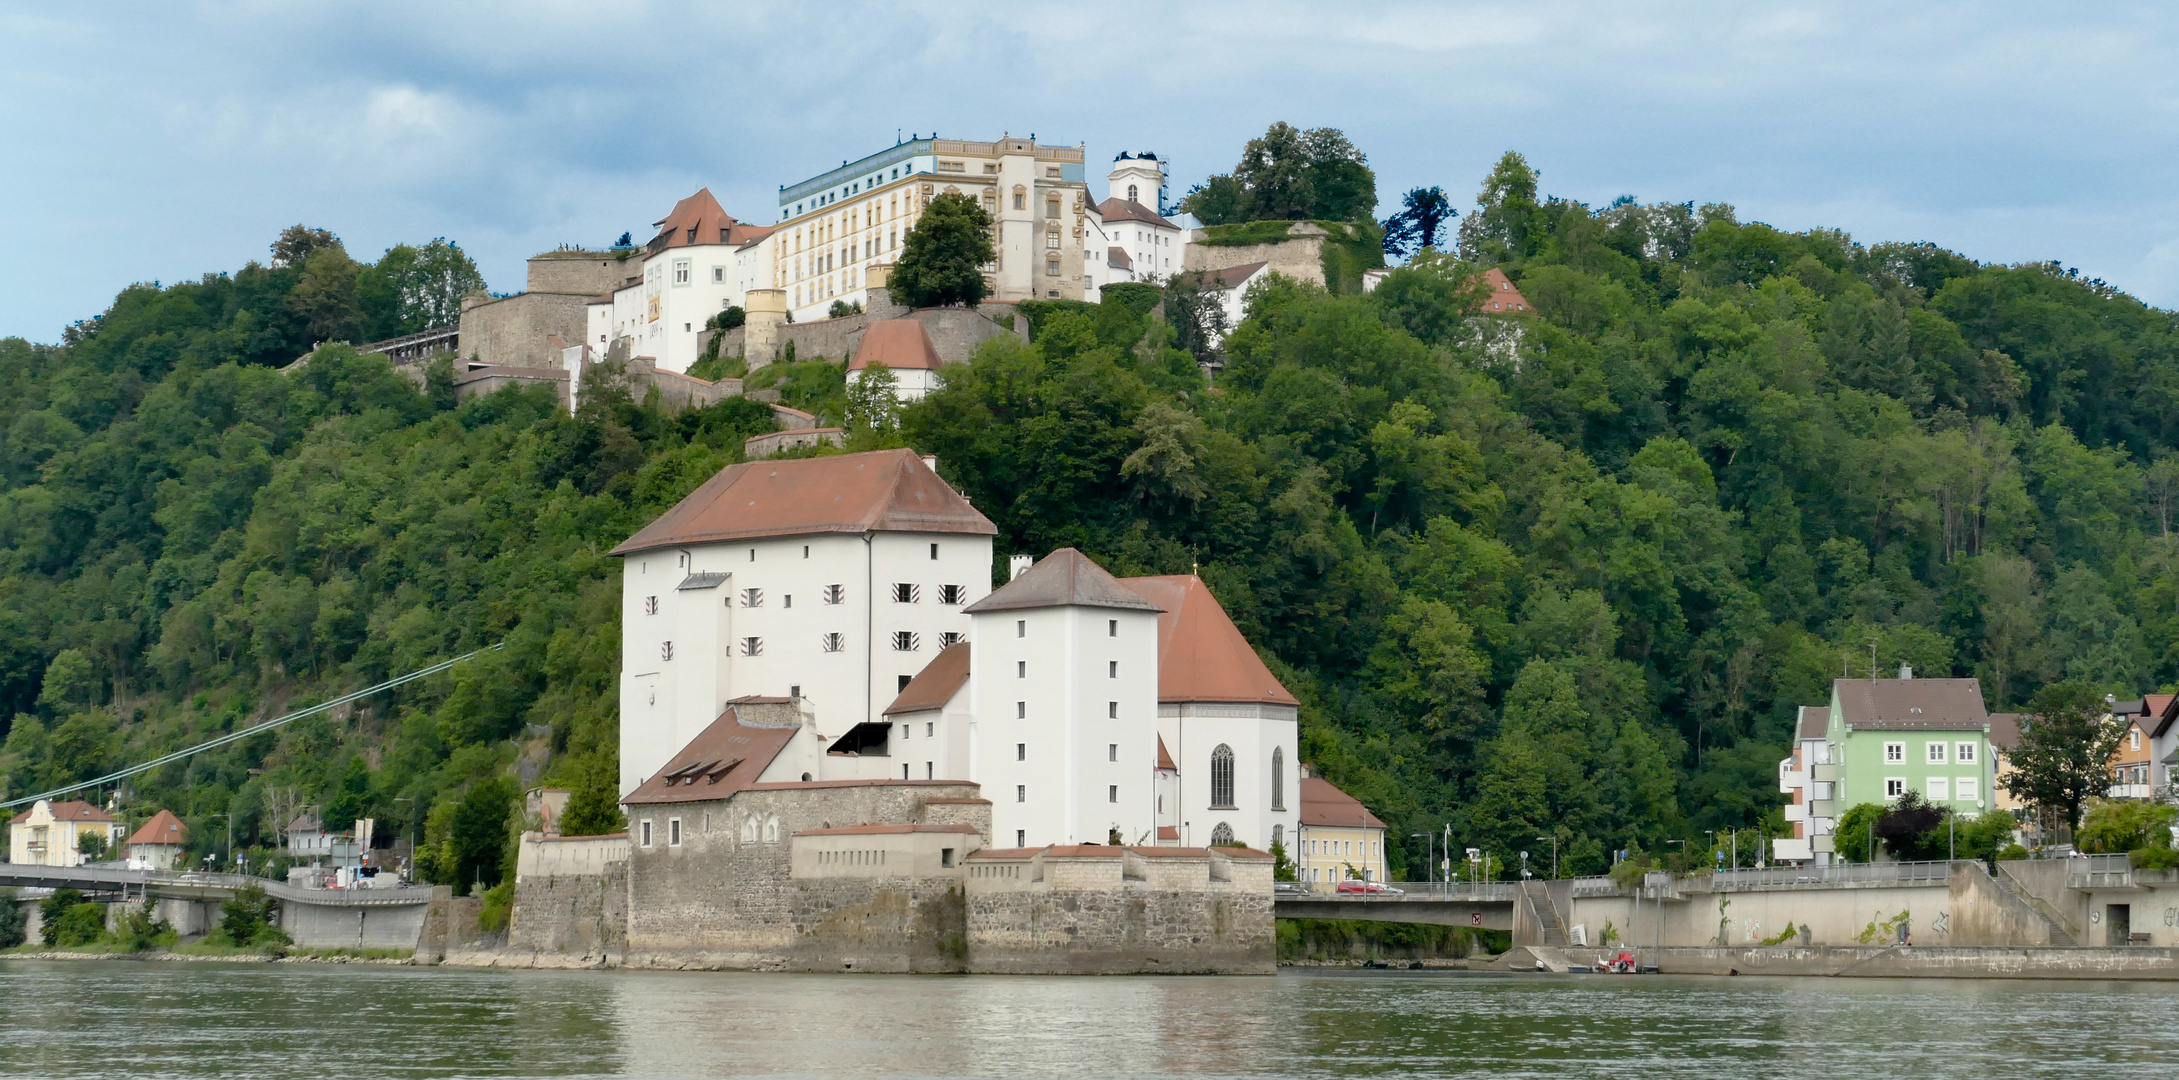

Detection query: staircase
(1987, 864), (2079, 946)
(1521, 881), (1567, 946)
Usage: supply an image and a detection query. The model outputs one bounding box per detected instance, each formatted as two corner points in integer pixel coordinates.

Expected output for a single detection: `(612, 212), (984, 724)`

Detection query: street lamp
(1519, 850), (1532, 881)
(1535, 836), (1559, 880)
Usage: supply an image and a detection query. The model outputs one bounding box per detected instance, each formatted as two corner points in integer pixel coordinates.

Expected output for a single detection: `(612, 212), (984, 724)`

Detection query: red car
(1336, 880), (1404, 895)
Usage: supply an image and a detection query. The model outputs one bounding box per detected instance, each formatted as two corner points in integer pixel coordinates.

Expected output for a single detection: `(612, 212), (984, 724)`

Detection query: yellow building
(7, 799), (120, 867)
(771, 135), (1092, 322)
(1295, 775), (1388, 884)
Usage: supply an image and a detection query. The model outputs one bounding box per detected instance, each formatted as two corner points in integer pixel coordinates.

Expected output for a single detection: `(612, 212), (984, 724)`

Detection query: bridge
(1272, 881), (1525, 931)
(0, 864), (444, 951)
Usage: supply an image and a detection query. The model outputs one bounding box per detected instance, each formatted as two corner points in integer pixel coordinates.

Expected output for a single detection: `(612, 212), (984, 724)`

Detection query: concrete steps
(1990, 865), (2079, 946)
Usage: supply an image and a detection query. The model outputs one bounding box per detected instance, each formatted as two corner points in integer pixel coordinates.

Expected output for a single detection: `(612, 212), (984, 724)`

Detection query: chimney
(922, 454), (939, 474)
(1898, 665), (1912, 680)
(1009, 554), (1033, 580)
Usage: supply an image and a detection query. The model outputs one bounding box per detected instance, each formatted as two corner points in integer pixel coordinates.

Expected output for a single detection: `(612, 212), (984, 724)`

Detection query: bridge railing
(1280, 880), (1519, 902)
(1693, 860), (1959, 891)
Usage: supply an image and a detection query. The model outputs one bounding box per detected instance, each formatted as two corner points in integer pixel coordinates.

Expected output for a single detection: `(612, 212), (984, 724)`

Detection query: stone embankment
(1499, 943), (2179, 979)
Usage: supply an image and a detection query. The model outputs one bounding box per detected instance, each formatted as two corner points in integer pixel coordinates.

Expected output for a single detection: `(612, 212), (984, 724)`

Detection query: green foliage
(1277, 918), (1483, 962)
(2079, 799), (2178, 854)
(2132, 845), (2179, 870)
(76, 828), (109, 861)
(2005, 681), (2127, 830)
(1181, 123), (1377, 225)
(218, 883), (283, 947)
(477, 879), (515, 934)
(746, 358), (846, 425)
(112, 898), (175, 952)
(891, 193), (993, 309)
(1874, 791), (1947, 860)
(558, 760), (626, 838)
(50, 901), (108, 948)
(1834, 804), (1884, 863)
(447, 776), (519, 890)
(0, 888), (23, 948)
(37, 888), (84, 946)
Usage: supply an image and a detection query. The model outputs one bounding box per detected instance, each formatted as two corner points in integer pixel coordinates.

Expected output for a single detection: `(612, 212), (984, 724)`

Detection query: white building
(588, 188), (777, 373)
(1774, 705), (1834, 864)
(771, 135), (1094, 322)
(1094, 152), (1190, 286)
(609, 449), (998, 796)
(613, 449), (1300, 854)
(960, 549), (1163, 850)
(847, 320), (946, 404)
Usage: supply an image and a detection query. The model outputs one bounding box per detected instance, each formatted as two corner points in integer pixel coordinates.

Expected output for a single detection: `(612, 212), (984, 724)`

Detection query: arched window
(1211, 822), (1234, 847)
(740, 815), (760, 844)
(1127, 184), (1139, 202)
(763, 815), (781, 844)
(1272, 747), (1285, 811)
(1210, 744), (1236, 808)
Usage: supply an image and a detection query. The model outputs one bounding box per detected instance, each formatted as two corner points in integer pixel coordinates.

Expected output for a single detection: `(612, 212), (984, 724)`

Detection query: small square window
(1958, 777), (1980, 801)
(1927, 777), (1950, 801)
(1884, 742), (1904, 763)
(783, 594), (792, 608)
(898, 674), (913, 692)
(1885, 778), (1905, 798)
(1957, 742), (1976, 764)
(1926, 742), (1947, 764)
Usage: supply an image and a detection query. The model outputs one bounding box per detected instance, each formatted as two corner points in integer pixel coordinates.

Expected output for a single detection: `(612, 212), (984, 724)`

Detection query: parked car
(1274, 881), (1311, 896)
(1336, 880), (1404, 895)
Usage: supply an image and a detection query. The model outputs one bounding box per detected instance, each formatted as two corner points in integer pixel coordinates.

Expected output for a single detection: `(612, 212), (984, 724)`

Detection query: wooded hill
(4, 143), (2176, 882)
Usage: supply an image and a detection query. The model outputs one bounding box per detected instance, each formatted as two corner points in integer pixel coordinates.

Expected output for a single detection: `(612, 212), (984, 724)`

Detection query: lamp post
(1535, 835), (1559, 880)
(1704, 829), (1716, 869)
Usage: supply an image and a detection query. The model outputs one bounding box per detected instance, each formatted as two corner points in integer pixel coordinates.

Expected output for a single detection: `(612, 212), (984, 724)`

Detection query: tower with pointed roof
(960, 549), (1164, 848)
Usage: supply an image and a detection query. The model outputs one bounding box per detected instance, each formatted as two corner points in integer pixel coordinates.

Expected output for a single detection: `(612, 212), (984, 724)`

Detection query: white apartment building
(613, 450), (1301, 854)
(771, 135), (1094, 322)
(588, 188), (776, 373)
(609, 449), (998, 795)
(1775, 706), (1835, 864)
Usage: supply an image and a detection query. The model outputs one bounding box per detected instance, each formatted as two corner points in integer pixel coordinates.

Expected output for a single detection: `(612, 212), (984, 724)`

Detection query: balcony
(2067, 853), (2136, 891)
(1810, 762), (1837, 782)
(1777, 768), (1804, 794)
(1783, 802), (1809, 823)
(1811, 834), (1836, 853)
(2107, 783), (2152, 801)
(1771, 837), (1814, 862)
(1808, 799), (1835, 819)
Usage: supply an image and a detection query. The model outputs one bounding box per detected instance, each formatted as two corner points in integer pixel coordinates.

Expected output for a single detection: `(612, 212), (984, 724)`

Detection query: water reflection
(3, 960), (2177, 1078)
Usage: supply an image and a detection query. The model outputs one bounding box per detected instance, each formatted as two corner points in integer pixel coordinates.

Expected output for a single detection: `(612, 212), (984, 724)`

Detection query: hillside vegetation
(5, 148), (2178, 881)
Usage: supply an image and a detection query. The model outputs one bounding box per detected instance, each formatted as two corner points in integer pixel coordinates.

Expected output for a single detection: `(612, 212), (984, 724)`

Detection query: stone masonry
(964, 845), (1276, 974)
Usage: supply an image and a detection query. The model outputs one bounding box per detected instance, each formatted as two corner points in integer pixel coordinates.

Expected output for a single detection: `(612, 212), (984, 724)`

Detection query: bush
(0, 888), (24, 948)
(2079, 799), (2178, 854)
(38, 888), (85, 946)
(50, 903), (108, 948)
(477, 880), (515, 934)
(1996, 843), (2031, 861)
(219, 883), (284, 946)
(2133, 845), (2179, 870)
(112, 899), (175, 952)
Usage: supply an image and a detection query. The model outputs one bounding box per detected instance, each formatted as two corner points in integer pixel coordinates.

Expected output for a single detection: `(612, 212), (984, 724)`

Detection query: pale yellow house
(8, 799), (120, 867)
(1295, 776), (1388, 884)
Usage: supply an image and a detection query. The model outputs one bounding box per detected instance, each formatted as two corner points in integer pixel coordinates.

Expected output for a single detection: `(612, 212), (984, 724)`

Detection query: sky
(2, 1), (2176, 341)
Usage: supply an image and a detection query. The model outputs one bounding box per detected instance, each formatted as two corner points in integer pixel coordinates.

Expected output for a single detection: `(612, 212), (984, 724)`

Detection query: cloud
(1, 1), (2176, 339)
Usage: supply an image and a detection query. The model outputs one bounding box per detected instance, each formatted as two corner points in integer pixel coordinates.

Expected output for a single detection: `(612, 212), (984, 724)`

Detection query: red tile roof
(645, 188), (768, 253)
(885, 642), (970, 715)
(620, 706), (801, 806)
(126, 809), (187, 847)
(1207, 261), (1268, 291)
(8, 799), (114, 826)
(1107, 246), (1131, 270)
(1478, 267), (1533, 315)
(850, 320), (944, 372)
(1299, 777), (1385, 830)
(611, 449), (995, 555)
(1156, 735), (1176, 772)
(1096, 198), (1176, 228)
(1117, 575), (1298, 706)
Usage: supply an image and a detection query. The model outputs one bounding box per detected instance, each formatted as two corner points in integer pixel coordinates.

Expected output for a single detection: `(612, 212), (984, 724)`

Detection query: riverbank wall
(1507, 943), (2179, 979)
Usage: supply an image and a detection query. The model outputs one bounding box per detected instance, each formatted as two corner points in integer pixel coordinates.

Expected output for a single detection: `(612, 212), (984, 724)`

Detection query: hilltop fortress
(504, 449), (1289, 973)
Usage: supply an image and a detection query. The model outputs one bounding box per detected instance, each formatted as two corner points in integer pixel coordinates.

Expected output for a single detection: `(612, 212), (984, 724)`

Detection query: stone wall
(708, 291), (1025, 369)
(508, 860), (628, 964)
(1183, 223), (1328, 287)
(278, 896), (433, 951)
(527, 250), (638, 296)
(622, 781), (983, 971)
(964, 847), (1276, 974)
(459, 291), (591, 369)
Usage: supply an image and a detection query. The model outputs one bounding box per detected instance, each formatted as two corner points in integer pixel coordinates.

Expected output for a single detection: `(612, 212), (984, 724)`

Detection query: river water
(4, 960), (2175, 1078)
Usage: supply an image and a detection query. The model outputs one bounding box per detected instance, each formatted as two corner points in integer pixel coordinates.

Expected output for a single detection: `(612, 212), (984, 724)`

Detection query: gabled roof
(1299, 777), (1385, 830)
(1107, 246), (1132, 270)
(885, 643), (970, 715)
(127, 809), (186, 847)
(1833, 678), (1989, 731)
(1096, 197), (1176, 228)
(1117, 575), (1298, 706)
(8, 799), (115, 826)
(2149, 695), (2179, 738)
(287, 810), (323, 833)
(611, 449), (996, 555)
(1988, 713), (2021, 752)
(1205, 261), (1268, 291)
(1477, 266), (1533, 315)
(645, 188), (765, 253)
(963, 548), (1163, 615)
(850, 320), (944, 372)
(621, 705), (801, 806)
(1798, 706), (1828, 741)
(1156, 735), (1176, 772)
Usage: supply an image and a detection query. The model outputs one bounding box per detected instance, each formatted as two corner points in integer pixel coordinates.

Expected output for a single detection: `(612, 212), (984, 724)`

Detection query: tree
(890, 192), (993, 309)
(77, 829), (109, 861)
(449, 778), (518, 892)
(558, 763), (625, 838)
(1382, 186), (1456, 260)
(373, 239), (485, 332)
(271, 224), (341, 269)
(1873, 790), (1947, 860)
(36, 648), (95, 713)
(1179, 122), (1378, 224)
(1456, 152), (1546, 263)
(2004, 680), (2126, 834)
(0, 888), (24, 949)
(844, 365), (902, 443)
(1834, 803), (1884, 862)
(1162, 271), (1230, 366)
(2078, 799), (2178, 854)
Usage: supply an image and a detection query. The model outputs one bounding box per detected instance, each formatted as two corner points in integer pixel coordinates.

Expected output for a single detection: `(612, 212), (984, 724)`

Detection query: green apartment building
(1827, 674), (1997, 822)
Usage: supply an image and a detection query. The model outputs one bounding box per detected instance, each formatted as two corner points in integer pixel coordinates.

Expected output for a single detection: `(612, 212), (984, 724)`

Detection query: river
(4, 960), (2175, 1078)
